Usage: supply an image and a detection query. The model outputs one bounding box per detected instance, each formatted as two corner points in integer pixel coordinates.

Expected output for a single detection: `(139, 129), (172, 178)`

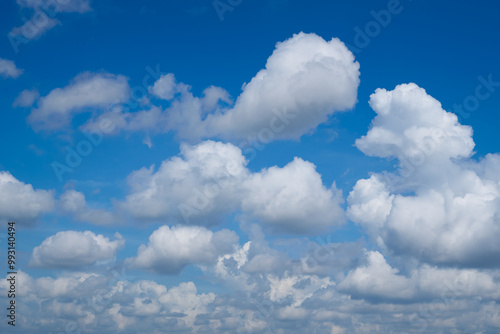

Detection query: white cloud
(355, 83), (474, 161)
(122, 140), (247, 225)
(204, 32), (360, 140)
(128, 225), (238, 274)
(13, 89), (39, 107)
(121, 140), (345, 234)
(241, 157), (345, 234)
(59, 189), (116, 225)
(348, 83), (500, 267)
(338, 251), (500, 303)
(82, 33), (360, 142)
(28, 72), (130, 130)
(0, 171), (54, 222)
(148, 73), (190, 100)
(0, 271), (217, 333)
(30, 230), (125, 268)
(0, 58), (23, 78)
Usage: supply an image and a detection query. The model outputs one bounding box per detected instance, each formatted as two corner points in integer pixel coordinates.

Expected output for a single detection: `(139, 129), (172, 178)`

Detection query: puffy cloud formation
(0, 171), (54, 222)
(203, 32), (360, 140)
(241, 158), (345, 234)
(356, 83), (474, 161)
(4, 231), (500, 333)
(30, 230), (124, 268)
(123, 140), (247, 225)
(27, 72), (129, 130)
(129, 225), (238, 274)
(0, 58), (23, 78)
(348, 83), (500, 267)
(59, 189), (116, 225)
(122, 140), (345, 234)
(0, 271), (216, 333)
(339, 251), (500, 303)
(81, 32), (359, 142)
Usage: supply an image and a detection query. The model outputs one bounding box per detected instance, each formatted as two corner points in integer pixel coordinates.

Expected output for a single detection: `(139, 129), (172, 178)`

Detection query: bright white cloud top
(348, 83), (500, 267)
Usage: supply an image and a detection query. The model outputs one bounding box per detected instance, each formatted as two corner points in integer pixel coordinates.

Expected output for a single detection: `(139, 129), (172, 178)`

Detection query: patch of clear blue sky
(0, 0), (499, 285)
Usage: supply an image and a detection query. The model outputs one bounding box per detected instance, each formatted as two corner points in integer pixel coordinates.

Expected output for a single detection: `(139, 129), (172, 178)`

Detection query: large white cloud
(0, 171), (54, 222)
(30, 230), (125, 268)
(128, 225), (238, 274)
(203, 32), (360, 140)
(121, 140), (345, 234)
(348, 83), (500, 267)
(27, 72), (130, 130)
(0, 58), (23, 78)
(82, 32), (360, 142)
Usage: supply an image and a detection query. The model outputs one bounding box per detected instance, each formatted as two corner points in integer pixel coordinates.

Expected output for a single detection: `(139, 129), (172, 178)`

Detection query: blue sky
(1, 0), (500, 333)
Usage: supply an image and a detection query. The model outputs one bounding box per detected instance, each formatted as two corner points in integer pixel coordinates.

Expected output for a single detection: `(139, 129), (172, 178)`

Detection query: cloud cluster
(348, 83), (500, 267)
(30, 33), (359, 143)
(6, 236), (500, 333)
(122, 140), (345, 234)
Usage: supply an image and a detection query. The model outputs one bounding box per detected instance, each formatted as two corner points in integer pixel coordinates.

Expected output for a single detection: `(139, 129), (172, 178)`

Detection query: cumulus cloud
(128, 225), (238, 274)
(122, 140), (247, 225)
(241, 157), (345, 234)
(0, 171), (54, 222)
(338, 251), (500, 303)
(121, 140), (345, 234)
(81, 32), (359, 142)
(27, 72), (130, 130)
(30, 230), (125, 268)
(0, 58), (23, 78)
(59, 189), (116, 225)
(355, 83), (474, 161)
(348, 83), (500, 267)
(204, 32), (360, 140)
